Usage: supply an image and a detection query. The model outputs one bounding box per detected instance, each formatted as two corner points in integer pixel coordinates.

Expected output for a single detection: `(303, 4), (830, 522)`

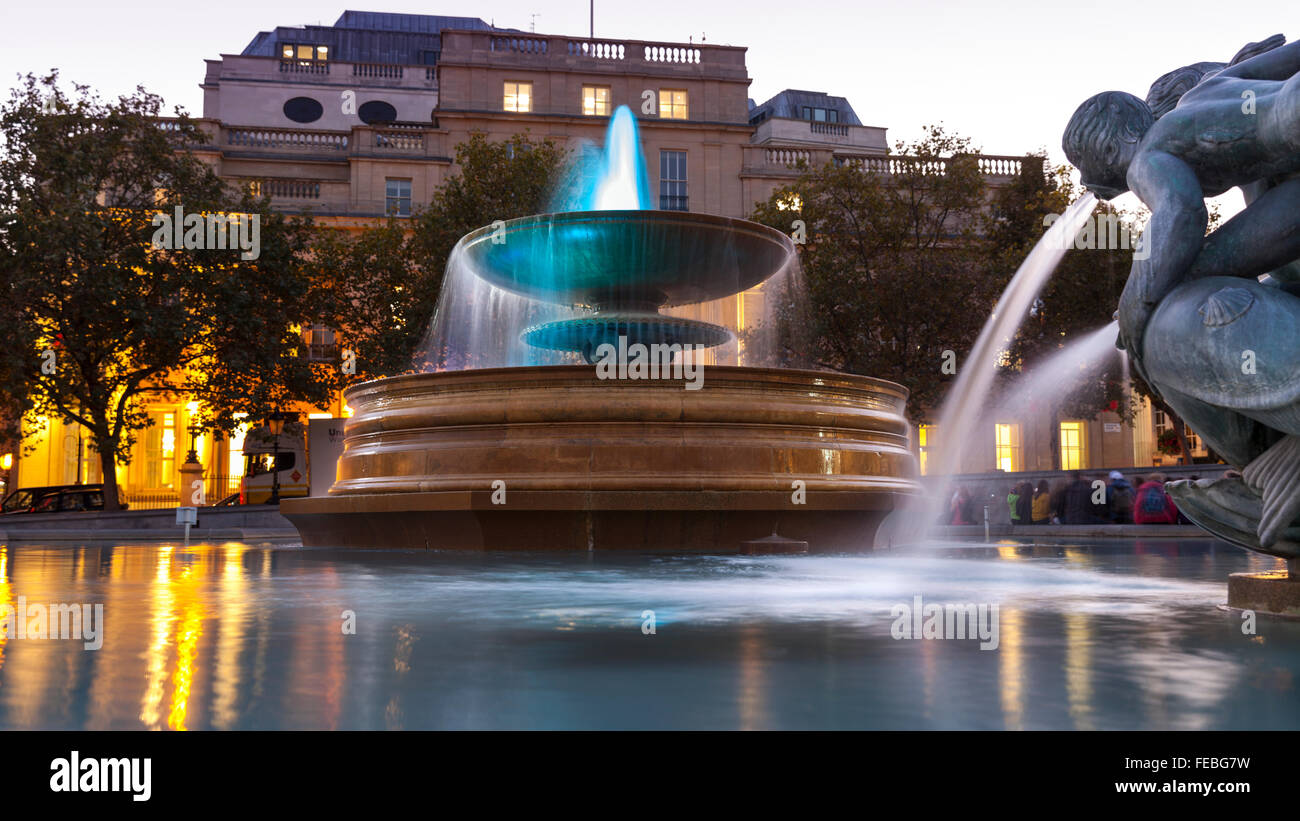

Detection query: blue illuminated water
(552, 105), (652, 212)
(0, 538), (1295, 730)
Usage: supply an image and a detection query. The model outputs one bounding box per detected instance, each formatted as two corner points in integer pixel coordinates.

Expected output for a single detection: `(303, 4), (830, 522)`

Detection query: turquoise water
(552, 105), (652, 212)
(0, 539), (1294, 729)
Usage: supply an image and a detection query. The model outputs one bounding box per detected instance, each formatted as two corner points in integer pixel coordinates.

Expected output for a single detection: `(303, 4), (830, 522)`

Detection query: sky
(1, 0), (1292, 212)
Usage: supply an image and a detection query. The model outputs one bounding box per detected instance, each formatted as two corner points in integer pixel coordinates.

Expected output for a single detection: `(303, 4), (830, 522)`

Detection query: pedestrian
(1015, 481), (1033, 525)
(1007, 484), (1022, 526)
(1062, 471), (1106, 524)
(1031, 479), (1052, 525)
(1107, 470), (1136, 524)
(950, 486), (975, 525)
(1134, 473), (1179, 524)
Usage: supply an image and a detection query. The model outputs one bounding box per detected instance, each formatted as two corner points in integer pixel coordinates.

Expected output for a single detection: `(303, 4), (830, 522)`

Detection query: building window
(919, 424), (935, 476)
(304, 325), (338, 361)
(144, 411), (177, 489)
(1154, 409), (1202, 456)
(994, 423), (1021, 472)
(658, 89), (688, 119)
(504, 81), (533, 113)
(659, 150), (687, 211)
(1060, 421), (1086, 471)
(281, 43), (329, 61)
(582, 85), (611, 116)
(422, 50), (439, 66)
(385, 179), (411, 217)
(801, 106), (839, 123)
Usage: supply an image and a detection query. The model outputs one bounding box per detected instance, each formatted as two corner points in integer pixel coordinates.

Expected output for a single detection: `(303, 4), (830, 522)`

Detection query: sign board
(1103, 422), (1122, 433)
(309, 417), (349, 497)
(176, 507), (198, 526)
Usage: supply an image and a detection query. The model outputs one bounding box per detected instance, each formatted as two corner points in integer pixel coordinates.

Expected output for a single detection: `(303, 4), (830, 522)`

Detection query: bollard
(983, 505), (990, 543)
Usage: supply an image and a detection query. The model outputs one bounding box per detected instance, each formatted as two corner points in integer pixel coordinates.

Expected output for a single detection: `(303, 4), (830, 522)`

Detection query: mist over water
(989, 321), (1121, 419)
(917, 194), (1099, 528)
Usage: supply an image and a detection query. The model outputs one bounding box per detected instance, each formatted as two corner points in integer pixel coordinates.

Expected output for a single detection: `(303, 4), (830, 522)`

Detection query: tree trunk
(98, 443), (121, 511)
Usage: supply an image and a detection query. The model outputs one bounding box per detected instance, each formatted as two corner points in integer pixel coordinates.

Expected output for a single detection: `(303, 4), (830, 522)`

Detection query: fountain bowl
(458, 210), (795, 309)
(282, 365), (922, 551)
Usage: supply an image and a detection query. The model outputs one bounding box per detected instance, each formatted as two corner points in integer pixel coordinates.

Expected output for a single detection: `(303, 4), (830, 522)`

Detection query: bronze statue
(1064, 34), (1300, 558)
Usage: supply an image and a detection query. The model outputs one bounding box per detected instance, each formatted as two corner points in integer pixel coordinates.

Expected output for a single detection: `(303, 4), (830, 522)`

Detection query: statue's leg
(1186, 174), (1300, 281)
(1243, 435), (1300, 547)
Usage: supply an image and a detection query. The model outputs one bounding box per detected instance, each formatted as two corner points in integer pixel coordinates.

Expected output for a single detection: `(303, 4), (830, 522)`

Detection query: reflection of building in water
(997, 607), (1024, 730)
(737, 625), (766, 730)
(138, 546), (208, 731)
(285, 561), (345, 730)
(0, 548), (9, 680)
(212, 545), (249, 729)
(1064, 611), (1095, 730)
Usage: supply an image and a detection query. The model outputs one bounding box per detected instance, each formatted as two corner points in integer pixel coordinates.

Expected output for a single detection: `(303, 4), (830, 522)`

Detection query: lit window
(144, 411), (177, 488)
(658, 89), (688, 119)
(504, 81), (533, 113)
(918, 425), (935, 476)
(1060, 421), (1085, 471)
(994, 423), (1021, 472)
(385, 178), (411, 217)
(281, 43), (328, 62)
(582, 85), (610, 116)
(659, 150), (687, 211)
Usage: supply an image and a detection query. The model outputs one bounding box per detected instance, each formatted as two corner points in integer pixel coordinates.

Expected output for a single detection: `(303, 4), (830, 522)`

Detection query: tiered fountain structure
(283, 108), (922, 550)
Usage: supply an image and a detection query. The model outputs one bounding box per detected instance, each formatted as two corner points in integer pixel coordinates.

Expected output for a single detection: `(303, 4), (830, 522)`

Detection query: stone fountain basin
(281, 365), (922, 551)
(457, 211), (795, 309)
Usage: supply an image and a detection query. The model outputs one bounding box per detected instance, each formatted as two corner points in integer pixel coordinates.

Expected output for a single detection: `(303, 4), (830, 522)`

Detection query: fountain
(282, 106), (922, 551)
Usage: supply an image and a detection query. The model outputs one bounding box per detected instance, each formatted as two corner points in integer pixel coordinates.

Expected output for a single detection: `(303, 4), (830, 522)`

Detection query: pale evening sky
(1, 0), (1293, 214)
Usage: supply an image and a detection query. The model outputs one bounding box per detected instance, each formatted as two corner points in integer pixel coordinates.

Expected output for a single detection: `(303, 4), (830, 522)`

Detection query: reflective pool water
(0, 539), (1294, 729)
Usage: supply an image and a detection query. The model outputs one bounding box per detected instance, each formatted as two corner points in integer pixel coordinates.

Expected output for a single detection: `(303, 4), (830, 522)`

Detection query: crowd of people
(948, 471), (1191, 526)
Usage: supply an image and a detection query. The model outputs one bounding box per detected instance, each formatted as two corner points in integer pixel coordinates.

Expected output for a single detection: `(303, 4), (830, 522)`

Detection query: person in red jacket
(1133, 474), (1179, 524)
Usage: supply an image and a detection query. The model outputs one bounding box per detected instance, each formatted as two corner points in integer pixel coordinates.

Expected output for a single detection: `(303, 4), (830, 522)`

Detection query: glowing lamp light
(0, 453), (12, 470)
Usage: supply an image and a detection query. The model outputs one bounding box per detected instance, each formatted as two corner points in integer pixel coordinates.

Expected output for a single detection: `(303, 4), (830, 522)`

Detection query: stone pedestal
(1227, 563), (1300, 618)
(283, 365), (922, 551)
(178, 461), (204, 506)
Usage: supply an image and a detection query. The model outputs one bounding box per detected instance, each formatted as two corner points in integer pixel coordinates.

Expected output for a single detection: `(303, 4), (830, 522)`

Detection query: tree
(0, 73), (338, 508)
(750, 125), (1000, 422)
(311, 132), (570, 377)
(988, 162), (1138, 466)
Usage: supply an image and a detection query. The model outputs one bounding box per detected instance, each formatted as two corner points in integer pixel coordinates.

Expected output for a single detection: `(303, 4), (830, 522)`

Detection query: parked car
(0, 484), (115, 514)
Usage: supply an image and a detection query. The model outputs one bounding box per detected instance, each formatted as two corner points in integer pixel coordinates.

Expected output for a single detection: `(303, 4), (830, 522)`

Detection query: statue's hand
(1116, 290), (1152, 360)
(1230, 34), (1286, 66)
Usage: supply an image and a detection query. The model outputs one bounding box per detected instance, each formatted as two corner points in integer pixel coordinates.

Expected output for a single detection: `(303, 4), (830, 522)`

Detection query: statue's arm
(1218, 37), (1300, 80)
(1117, 151), (1208, 355)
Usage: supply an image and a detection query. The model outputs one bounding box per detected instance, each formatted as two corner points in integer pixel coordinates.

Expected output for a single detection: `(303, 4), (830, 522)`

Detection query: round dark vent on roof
(283, 96), (324, 124)
(358, 101), (398, 124)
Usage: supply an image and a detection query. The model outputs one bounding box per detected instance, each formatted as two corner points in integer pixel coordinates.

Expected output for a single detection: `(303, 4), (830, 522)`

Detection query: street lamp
(266, 412), (286, 505)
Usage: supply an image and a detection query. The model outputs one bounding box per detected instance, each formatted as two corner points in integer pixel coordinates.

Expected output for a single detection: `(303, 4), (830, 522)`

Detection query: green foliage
(312, 131), (570, 377)
(750, 125), (1000, 423)
(991, 163), (1136, 427)
(0, 73), (338, 507)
